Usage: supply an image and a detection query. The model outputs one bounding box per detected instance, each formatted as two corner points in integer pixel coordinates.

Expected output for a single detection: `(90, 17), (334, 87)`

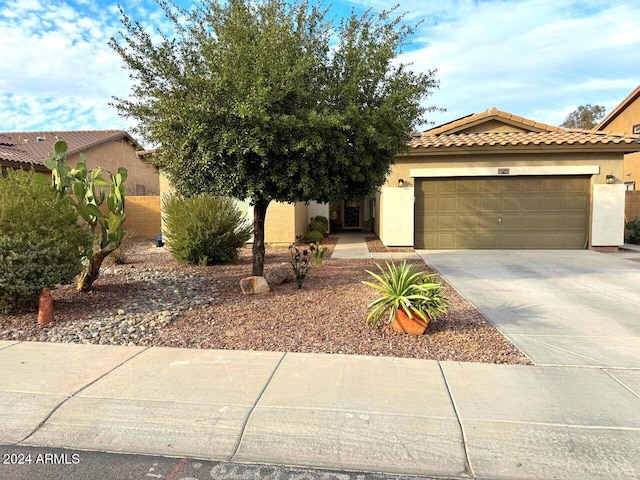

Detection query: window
(625, 181), (636, 191)
(633, 124), (640, 135)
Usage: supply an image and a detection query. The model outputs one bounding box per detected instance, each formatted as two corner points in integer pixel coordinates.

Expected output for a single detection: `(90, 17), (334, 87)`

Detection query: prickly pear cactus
(45, 140), (128, 291)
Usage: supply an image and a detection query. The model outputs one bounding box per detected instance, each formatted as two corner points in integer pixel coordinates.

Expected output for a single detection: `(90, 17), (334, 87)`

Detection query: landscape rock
(264, 263), (294, 286)
(240, 276), (271, 294)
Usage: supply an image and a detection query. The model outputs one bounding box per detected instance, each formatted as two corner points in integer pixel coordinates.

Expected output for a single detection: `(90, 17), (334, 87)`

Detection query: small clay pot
(392, 309), (429, 335)
(37, 288), (54, 325)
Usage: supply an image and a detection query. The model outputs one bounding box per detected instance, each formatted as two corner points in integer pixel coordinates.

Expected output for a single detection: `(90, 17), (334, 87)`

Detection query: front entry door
(343, 201), (362, 229)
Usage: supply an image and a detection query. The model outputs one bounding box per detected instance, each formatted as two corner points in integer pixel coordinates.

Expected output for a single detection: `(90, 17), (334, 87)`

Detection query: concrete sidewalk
(1, 341), (639, 479)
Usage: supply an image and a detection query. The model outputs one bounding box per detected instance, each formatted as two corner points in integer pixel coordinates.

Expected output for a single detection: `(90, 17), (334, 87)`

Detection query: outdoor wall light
(606, 175), (615, 184)
(398, 178), (405, 187)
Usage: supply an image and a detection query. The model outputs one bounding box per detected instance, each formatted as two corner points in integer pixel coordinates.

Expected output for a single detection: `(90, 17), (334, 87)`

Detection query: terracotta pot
(37, 288), (54, 325)
(392, 309), (429, 335)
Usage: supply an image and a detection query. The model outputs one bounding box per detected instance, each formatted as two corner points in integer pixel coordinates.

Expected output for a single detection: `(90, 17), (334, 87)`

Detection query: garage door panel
(415, 176), (589, 249)
(437, 216), (457, 230)
(477, 233), (500, 248)
(481, 197), (501, 211)
(437, 233), (457, 249)
(459, 197), (480, 212)
(566, 196), (588, 211)
(481, 179), (501, 193)
(458, 215), (478, 230)
(521, 214), (544, 229)
(438, 197), (457, 211)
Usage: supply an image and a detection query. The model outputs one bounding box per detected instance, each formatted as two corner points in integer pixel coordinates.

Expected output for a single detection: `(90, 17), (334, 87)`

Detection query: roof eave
(596, 85), (640, 131)
(402, 144), (640, 156)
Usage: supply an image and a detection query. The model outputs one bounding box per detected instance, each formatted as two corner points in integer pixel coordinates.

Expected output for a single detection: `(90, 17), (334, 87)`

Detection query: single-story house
(595, 85), (640, 191)
(159, 107), (640, 248)
(0, 130), (159, 196)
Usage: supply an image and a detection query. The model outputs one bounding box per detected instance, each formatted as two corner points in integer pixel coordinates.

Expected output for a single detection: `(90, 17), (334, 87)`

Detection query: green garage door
(415, 176), (590, 249)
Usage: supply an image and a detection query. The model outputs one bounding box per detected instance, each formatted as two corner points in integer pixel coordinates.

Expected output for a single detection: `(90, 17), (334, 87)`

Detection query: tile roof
(595, 85), (640, 131)
(424, 107), (565, 135)
(409, 130), (640, 151)
(0, 130), (140, 166)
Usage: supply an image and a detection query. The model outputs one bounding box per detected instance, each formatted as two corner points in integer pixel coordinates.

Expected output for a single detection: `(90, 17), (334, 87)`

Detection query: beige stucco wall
(623, 152), (640, 188)
(73, 139), (159, 196)
(379, 186), (414, 246)
(264, 202), (295, 244)
(387, 152), (623, 188)
(603, 98), (640, 135)
(294, 202), (308, 240)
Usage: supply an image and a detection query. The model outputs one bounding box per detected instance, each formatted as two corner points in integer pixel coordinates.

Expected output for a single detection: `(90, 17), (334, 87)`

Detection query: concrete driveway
(416, 250), (640, 368)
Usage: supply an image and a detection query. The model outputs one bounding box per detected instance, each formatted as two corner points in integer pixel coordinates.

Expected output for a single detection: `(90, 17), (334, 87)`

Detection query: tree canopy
(110, 0), (440, 274)
(560, 104), (606, 130)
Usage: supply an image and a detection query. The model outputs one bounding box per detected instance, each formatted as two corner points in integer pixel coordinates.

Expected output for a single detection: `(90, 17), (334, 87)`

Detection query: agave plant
(362, 261), (450, 327)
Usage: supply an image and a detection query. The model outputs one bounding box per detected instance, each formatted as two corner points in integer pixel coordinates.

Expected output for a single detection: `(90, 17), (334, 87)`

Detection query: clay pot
(37, 288), (54, 325)
(392, 309), (429, 335)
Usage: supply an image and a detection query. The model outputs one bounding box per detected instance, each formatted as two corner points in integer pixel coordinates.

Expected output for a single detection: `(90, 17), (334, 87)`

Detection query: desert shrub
(313, 215), (329, 228)
(307, 230), (323, 244)
(162, 195), (252, 265)
(308, 221), (326, 236)
(0, 170), (91, 313)
(626, 218), (640, 244)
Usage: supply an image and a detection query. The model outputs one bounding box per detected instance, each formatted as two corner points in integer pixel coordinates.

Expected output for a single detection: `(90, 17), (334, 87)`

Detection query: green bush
(307, 230), (323, 244)
(308, 221), (326, 236)
(313, 215), (329, 228)
(162, 195), (252, 265)
(0, 170), (91, 313)
(626, 218), (640, 244)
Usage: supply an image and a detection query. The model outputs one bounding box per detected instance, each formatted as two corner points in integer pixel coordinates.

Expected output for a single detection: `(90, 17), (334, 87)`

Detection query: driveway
(416, 250), (640, 368)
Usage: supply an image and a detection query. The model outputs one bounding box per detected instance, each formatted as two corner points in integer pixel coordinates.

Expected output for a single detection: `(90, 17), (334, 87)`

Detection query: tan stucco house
(595, 85), (640, 190)
(0, 130), (159, 196)
(159, 107), (640, 249)
(376, 108), (640, 249)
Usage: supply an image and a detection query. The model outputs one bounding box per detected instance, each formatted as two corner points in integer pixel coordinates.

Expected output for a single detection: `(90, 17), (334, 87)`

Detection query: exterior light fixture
(606, 175), (615, 185)
(398, 178), (405, 188)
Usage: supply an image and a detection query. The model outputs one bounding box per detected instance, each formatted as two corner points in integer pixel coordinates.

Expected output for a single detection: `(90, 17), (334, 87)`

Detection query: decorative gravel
(365, 236), (415, 253)
(0, 239), (530, 364)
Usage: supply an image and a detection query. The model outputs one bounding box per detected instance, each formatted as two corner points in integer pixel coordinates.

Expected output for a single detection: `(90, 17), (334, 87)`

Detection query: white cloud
(353, 0), (640, 128)
(2, 0), (639, 135)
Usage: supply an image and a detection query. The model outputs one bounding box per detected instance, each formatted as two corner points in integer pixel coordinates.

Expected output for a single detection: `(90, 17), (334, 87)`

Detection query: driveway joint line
(0, 341), (23, 351)
(464, 418), (640, 431)
(602, 370), (640, 400)
(15, 346), (152, 445)
(517, 335), (614, 367)
(438, 361), (475, 479)
(230, 351), (287, 461)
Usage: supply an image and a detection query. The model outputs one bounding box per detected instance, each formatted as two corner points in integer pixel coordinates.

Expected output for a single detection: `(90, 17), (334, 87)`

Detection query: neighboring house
(595, 85), (640, 191)
(0, 130), (159, 196)
(378, 107), (640, 249)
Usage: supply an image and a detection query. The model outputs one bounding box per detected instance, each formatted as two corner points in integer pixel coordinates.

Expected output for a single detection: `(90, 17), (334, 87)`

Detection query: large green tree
(560, 104), (606, 130)
(110, 0), (439, 275)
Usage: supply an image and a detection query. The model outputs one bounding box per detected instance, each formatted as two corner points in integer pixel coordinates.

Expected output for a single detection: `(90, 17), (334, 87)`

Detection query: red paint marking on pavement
(165, 457), (188, 480)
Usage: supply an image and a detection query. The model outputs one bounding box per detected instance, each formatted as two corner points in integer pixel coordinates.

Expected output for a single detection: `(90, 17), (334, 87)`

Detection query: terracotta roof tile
(0, 130), (140, 165)
(408, 131), (640, 150)
(0, 144), (36, 164)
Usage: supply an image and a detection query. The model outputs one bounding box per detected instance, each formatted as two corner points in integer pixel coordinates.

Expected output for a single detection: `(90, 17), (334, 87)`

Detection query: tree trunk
(76, 248), (112, 292)
(252, 198), (270, 276)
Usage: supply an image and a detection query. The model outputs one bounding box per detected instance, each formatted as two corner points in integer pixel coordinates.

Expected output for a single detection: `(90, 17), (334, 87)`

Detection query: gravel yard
(0, 238), (530, 364)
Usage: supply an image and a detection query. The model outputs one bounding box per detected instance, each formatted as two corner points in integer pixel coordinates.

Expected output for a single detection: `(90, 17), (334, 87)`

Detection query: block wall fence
(626, 191), (640, 221)
(124, 196), (162, 239)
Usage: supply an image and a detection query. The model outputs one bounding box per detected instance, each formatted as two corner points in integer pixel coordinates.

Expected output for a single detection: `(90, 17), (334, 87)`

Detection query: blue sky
(1, 0), (639, 143)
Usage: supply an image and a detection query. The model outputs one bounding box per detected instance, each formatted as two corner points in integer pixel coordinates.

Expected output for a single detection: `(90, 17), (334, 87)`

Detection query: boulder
(240, 276), (271, 295)
(264, 263), (294, 286)
(37, 288), (54, 325)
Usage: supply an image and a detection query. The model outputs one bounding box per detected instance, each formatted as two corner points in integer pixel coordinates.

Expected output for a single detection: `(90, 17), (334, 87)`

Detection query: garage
(415, 175), (590, 249)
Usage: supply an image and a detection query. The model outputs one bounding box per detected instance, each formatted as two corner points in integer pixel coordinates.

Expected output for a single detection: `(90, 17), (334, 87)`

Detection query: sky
(0, 0), (639, 143)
